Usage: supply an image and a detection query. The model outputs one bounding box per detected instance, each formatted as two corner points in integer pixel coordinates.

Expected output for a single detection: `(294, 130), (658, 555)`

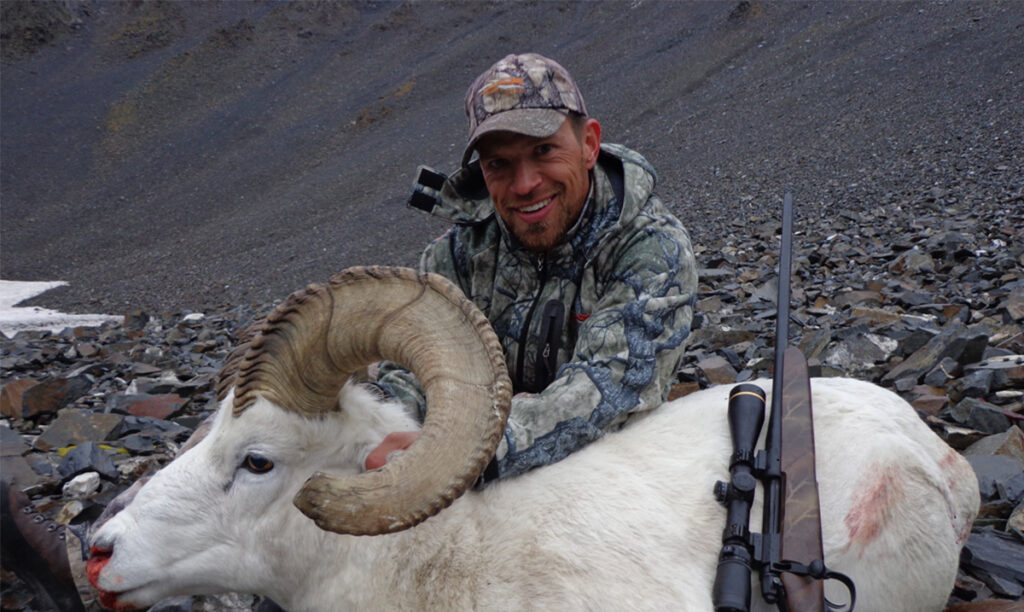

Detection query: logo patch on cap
(480, 77), (525, 97)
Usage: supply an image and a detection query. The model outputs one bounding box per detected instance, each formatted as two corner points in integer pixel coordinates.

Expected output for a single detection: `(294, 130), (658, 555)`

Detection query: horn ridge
(219, 265), (511, 535)
(232, 283), (339, 417)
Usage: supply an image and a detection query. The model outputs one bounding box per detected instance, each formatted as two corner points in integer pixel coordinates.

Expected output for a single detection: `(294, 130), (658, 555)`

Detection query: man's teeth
(521, 198), (551, 213)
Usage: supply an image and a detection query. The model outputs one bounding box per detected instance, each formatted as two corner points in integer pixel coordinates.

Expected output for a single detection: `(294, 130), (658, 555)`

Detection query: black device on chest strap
(409, 167), (448, 212)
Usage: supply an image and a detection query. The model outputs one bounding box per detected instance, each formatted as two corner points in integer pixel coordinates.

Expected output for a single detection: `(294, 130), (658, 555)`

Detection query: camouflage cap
(462, 53), (587, 166)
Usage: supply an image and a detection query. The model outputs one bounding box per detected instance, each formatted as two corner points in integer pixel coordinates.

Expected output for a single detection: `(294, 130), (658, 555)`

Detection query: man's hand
(365, 431), (420, 470)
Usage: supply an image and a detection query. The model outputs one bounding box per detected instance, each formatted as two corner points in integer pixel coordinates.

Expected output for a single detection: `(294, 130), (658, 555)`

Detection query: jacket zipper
(515, 256), (549, 392)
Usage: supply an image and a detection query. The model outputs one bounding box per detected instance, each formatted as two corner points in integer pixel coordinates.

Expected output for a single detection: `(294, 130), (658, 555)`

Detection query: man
(367, 53), (698, 482)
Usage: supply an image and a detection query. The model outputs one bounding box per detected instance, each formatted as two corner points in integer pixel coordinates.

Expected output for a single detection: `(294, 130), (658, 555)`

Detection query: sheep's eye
(243, 454), (274, 474)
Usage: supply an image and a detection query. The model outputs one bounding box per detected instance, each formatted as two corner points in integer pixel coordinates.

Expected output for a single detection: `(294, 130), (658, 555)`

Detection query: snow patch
(0, 280), (121, 339)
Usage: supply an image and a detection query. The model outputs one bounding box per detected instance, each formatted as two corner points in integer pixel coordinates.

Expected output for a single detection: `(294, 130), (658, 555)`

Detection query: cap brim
(462, 109), (568, 167)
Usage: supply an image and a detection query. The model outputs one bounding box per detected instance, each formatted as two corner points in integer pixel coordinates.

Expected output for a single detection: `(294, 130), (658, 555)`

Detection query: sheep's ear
(231, 266), (511, 535)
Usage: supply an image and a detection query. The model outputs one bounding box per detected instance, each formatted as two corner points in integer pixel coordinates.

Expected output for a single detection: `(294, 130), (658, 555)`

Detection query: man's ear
(583, 119), (602, 170)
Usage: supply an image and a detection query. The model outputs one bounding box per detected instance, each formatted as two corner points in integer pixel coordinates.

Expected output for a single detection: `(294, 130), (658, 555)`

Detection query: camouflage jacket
(376, 143), (698, 481)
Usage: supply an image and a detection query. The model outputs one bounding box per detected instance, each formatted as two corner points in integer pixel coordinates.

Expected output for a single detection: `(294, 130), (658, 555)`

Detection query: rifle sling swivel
(771, 559), (857, 612)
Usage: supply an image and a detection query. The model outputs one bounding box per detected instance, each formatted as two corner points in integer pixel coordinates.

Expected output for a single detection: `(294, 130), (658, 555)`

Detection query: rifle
(711, 193), (856, 612)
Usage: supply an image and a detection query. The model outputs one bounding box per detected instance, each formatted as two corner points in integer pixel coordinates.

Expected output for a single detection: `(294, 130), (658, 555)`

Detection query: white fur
(90, 379), (978, 611)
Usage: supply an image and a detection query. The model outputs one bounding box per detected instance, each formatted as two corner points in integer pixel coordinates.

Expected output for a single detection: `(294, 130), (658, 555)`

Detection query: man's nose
(511, 162), (541, 196)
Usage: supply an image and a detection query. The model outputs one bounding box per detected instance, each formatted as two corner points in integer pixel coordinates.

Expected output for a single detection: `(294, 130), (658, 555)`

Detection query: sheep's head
(87, 266), (512, 608)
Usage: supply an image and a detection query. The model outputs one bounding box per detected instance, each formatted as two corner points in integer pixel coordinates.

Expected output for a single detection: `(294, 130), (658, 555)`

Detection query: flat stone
(697, 355), (738, 385)
(696, 296), (726, 314)
(108, 393), (188, 420)
(965, 355), (1024, 390)
(0, 378), (39, 418)
(1009, 501), (1024, 540)
(132, 362), (163, 376)
(963, 428), (1024, 465)
(924, 356), (960, 386)
(0, 455), (43, 488)
(926, 416), (987, 450)
(912, 393), (948, 416)
(750, 278), (777, 303)
(20, 375), (93, 418)
(998, 472), (1024, 505)
(959, 369), (996, 398)
(850, 307), (901, 325)
(121, 433), (160, 454)
(1005, 286), (1024, 321)
(891, 289), (934, 308)
(883, 321), (990, 385)
(833, 290), (881, 309)
(33, 410), (125, 452)
(798, 327), (832, 360)
(57, 442), (119, 482)
(967, 455), (1024, 502)
(822, 332), (897, 373)
(698, 268), (734, 280)
(0, 425), (30, 457)
(119, 415), (192, 442)
(950, 398), (1012, 435)
(960, 528), (1024, 594)
(890, 248), (936, 274)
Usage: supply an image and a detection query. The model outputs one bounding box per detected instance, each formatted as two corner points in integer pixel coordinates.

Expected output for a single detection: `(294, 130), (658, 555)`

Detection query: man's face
(476, 118), (601, 253)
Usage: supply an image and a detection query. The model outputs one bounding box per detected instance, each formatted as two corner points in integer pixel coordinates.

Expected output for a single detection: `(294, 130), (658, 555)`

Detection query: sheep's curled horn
(226, 266), (512, 535)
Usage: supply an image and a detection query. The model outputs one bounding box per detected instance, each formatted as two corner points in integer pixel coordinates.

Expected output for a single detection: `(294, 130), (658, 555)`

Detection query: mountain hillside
(2, 0), (1021, 313)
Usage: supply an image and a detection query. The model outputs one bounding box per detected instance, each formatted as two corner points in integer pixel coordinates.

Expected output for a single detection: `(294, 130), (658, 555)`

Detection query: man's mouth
(515, 196), (554, 223)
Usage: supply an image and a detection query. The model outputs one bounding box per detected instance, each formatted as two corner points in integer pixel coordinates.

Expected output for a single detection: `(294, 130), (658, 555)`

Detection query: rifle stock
(778, 347), (825, 612)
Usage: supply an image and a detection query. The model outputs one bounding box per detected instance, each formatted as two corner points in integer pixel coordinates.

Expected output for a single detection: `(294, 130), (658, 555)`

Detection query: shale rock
(960, 528), (1024, 599)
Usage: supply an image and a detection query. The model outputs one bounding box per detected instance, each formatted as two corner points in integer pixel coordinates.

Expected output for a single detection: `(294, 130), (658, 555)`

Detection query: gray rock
(1006, 286), (1024, 322)
(960, 528), (1024, 598)
(963, 428), (1024, 465)
(57, 442), (119, 482)
(998, 472), (1024, 506)
(33, 410), (125, 452)
(121, 433), (161, 454)
(20, 375), (93, 418)
(966, 455), (1024, 502)
(822, 332), (897, 374)
(696, 355), (738, 385)
(63, 471), (101, 499)
(923, 356), (960, 386)
(0, 425), (30, 457)
(883, 322), (990, 385)
(950, 398), (1012, 435)
(960, 368), (996, 397)
(832, 290), (881, 310)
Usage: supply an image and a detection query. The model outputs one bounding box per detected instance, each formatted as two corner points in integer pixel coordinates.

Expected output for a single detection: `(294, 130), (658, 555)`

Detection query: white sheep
(87, 267), (979, 611)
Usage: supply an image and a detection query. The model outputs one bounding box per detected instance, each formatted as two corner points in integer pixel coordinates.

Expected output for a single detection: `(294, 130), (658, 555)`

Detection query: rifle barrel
(760, 191), (794, 603)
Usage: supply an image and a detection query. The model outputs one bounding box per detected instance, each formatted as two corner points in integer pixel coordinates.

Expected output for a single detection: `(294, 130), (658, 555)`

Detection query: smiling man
(370, 53), (698, 482)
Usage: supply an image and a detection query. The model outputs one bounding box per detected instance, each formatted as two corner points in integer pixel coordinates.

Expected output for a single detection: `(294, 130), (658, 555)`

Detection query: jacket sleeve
(495, 214), (698, 480)
(370, 227), (466, 420)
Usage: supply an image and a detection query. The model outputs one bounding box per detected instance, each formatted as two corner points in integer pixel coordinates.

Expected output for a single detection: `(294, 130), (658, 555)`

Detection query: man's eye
(535, 144), (553, 156)
(243, 454), (274, 473)
(484, 159), (508, 172)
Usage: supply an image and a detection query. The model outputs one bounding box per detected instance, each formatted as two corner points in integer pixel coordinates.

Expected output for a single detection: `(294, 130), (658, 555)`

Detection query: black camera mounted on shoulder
(711, 193), (856, 612)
